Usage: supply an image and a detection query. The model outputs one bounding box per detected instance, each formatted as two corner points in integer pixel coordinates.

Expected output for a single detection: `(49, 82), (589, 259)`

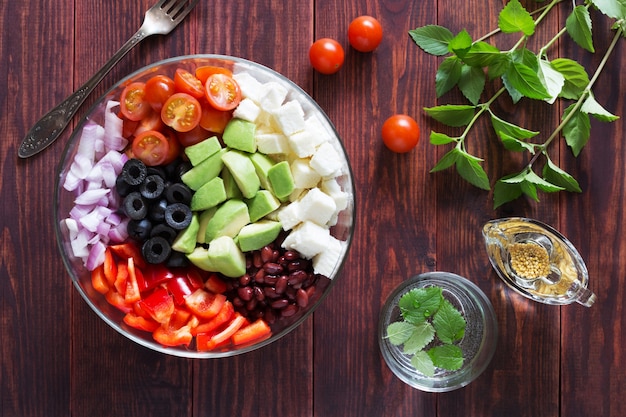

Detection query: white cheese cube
(274, 100), (306, 136)
(288, 129), (317, 158)
(281, 221), (330, 259)
(232, 98), (261, 123)
(291, 159), (322, 189)
(288, 187), (306, 202)
(298, 187), (337, 226)
(256, 132), (290, 155)
(304, 115), (332, 146)
(313, 236), (346, 277)
(233, 72), (264, 103)
(259, 81), (289, 110)
(321, 178), (349, 211)
(310, 142), (343, 177)
(277, 201), (302, 230)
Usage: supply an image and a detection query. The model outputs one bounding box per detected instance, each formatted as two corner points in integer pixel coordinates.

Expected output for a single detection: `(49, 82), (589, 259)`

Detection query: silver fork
(18, 0), (199, 158)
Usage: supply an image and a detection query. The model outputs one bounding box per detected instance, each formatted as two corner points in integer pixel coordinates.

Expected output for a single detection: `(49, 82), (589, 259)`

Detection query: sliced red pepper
(125, 257), (141, 303)
(166, 276), (196, 305)
(185, 289), (226, 320)
(204, 273), (228, 294)
(91, 264), (110, 295)
(192, 300), (234, 336)
(114, 262), (129, 296)
(232, 319), (272, 347)
(105, 290), (132, 313)
(108, 243), (146, 269)
(186, 268), (206, 290)
(205, 313), (247, 350)
(139, 287), (175, 324)
(103, 248), (118, 286)
(152, 308), (194, 347)
(123, 312), (160, 332)
(137, 263), (175, 292)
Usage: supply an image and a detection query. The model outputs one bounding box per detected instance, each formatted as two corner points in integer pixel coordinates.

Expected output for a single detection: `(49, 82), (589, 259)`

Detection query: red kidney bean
(261, 246), (274, 263)
(246, 298), (258, 311)
(288, 270), (307, 285)
(275, 276), (288, 294)
(296, 288), (309, 307)
(270, 299), (289, 309)
(264, 275), (278, 285)
(253, 251), (263, 268)
(254, 286), (265, 301)
(264, 286), (279, 299)
(239, 274), (251, 286)
(281, 304), (298, 317)
(238, 286), (253, 301)
(263, 262), (283, 275)
(254, 269), (266, 284)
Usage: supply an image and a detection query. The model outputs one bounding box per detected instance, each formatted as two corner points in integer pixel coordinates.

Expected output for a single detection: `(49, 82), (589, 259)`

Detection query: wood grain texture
(2, 0), (626, 416)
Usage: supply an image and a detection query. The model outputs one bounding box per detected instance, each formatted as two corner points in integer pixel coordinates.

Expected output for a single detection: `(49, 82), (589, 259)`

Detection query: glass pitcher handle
(575, 287), (597, 307)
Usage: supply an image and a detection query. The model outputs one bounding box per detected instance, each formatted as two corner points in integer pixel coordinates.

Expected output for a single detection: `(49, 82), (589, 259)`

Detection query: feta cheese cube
(232, 98), (261, 123)
(288, 129), (317, 158)
(256, 132), (290, 155)
(233, 72), (264, 103)
(281, 221), (330, 258)
(259, 81), (289, 110)
(277, 201), (301, 230)
(310, 142), (343, 177)
(321, 178), (349, 211)
(298, 187), (337, 226)
(313, 236), (346, 277)
(291, 158), (322, 189)
(304, 115), (333, 146)
(274, 100), (306, 136)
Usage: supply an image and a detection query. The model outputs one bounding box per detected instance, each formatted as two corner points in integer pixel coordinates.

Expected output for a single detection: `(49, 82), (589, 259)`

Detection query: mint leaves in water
(386, 286), (466, 377)
(409, 0), (625, 208)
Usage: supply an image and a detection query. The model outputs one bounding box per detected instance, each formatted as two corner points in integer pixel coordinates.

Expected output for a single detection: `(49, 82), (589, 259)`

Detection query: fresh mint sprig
(409, 0), (625, 208)
(386, 286), (466, 377)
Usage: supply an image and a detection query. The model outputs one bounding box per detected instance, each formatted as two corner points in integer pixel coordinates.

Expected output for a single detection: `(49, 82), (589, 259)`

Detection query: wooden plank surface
(1, 0), (625, 416)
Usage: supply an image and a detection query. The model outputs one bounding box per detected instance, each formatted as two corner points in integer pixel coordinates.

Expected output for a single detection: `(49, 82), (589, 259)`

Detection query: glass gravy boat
(482, 217), (596, 307)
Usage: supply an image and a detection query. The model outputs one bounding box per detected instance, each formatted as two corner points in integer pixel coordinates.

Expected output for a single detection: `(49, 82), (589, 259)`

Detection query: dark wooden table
(3, 0), (625, 416)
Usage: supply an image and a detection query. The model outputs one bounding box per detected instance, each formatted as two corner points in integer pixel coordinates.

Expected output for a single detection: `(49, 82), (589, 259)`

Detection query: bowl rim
(54, 54), (356, 358)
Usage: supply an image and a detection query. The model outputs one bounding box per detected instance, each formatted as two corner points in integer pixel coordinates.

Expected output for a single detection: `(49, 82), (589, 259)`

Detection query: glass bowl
(54, 55), (355, 358)
(378, 272), (498, 392)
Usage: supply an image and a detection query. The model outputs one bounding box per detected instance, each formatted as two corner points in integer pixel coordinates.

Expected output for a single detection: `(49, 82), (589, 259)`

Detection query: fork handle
(18, 28), (149, 158)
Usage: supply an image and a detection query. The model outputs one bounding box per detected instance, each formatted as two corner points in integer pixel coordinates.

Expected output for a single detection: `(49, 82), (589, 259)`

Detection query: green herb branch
(409, 0), (625, 208)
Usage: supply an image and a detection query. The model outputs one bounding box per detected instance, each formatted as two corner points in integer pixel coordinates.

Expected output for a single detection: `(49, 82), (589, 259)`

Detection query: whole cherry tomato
(381, 115), (420, 153)
(348, 16), (383, 52)
(144, 75), (176, 112)
(309, 38), (345, 75)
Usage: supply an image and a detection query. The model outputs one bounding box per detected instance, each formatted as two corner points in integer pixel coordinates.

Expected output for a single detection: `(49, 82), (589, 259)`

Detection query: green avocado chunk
(236, 220), (283, 252)
(184, 136), (222, 166)
(222, 118), (257, 153)
(221, 150), (261, 199)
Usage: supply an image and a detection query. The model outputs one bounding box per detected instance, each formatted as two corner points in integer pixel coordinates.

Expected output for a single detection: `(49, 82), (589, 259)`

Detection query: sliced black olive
(146, 166), (167, 180)
(164, 203), (192, 230)
(127, 218), (153, 242)
(166, 251), (190, 268)
(141, 236), (171, 264)
(165, 183), (193, 205)
(120, 159), (147, 186)
(122, 191), (148, 220)
(149, 198), (169, 223)
(115, 175), (134, 198)
(140, 174), (166, 200)
(150, 223), (177, 244)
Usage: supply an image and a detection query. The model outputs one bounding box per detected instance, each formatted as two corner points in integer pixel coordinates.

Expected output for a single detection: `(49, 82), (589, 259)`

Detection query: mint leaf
(431, 148), (461, 172)
(521, 181), (539, 202)
(411, 351), (436, 377)
(429, 131), (457, 145)
(428, 344), (464, 371)
(403, 322), (436, 354)
(542, 158), (582, 193)
(498, 0), (535, 36)
(398, 287), (443, 325)
(408, 25), (455, 56)
(551, 58), (590, 100)
(387, 321), (418, 345)
(456, 152), (491, 190)
(562, 104), (591, 156)
(581, 93), (620, 122)
(436, 56), (463, 97)
(424, 104), (476, 127)
(566, 5), (595, 52)
(493, 178), (523, 209)
(459, 64), (486, 105)
(432, 299), (466, 344)
(448, 29), (473, 58)
(499, 132), (536, 153)
(505, 62), (551, 100)
(490, 113), (539, 140)
(538, 59), (565, 104)
(524, 170), (564, 193)
(463, 41), (504, 67)
(590, 0), (626, 20)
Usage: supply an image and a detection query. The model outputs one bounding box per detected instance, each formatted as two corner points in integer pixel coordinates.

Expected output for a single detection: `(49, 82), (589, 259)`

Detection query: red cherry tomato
(176, 125), (211, 147)
(120, 82), (151, 121)
(132, 109), (164, 137)
(381, 115), (420, 153)
(174, 68), (205, 98)
(204, 73), (242, 111)
(131, 130), (170, 166)
(161, 93), (202, 133)
(195, 65), (233, 84)
(348, 16), (383, 52)
(309, 38), (345, 75)
(199, 102), (233, 134)
(144, 75), (176, 112)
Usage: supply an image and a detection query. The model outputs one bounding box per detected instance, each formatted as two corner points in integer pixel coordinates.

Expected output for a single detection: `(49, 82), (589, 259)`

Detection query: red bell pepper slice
(152, 308), (194, 347)
(103, 248), (118, 286)
(114, 262), (129, 296)
(205, 313), (247, 350)
(166, 276), (197, 305)
(123, 312), (160, 332)
(91, 264), (110, 295)
(192, 300), (234, 336)
(137, 263), (175, 292)
(125, 257), (141, 303)
(204, 273), (228, 294)
(185, 289), (226, 320)
(108, 242), (146, 268)
(139, 287), (175, 324)
(232, 319), (272, 347)
(105, 290), (132, 313)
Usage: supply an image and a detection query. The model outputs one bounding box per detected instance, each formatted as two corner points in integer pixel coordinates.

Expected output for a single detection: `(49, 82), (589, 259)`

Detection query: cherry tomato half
(131, 130), (170, 166)
(174, 68), (205, 98)
(161, 93), (202, 133)
(199, 102), (233, 134)
(144, 75), (176, 112)
(204, 73), (242, 111)
(309, 38), (345, 75)
(133, 109), (165, 137)
(381, 114), (420, 153)
(195, 65), (233, 84)
(348, 16), (383, 52)
(120, 82), (151, 121)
